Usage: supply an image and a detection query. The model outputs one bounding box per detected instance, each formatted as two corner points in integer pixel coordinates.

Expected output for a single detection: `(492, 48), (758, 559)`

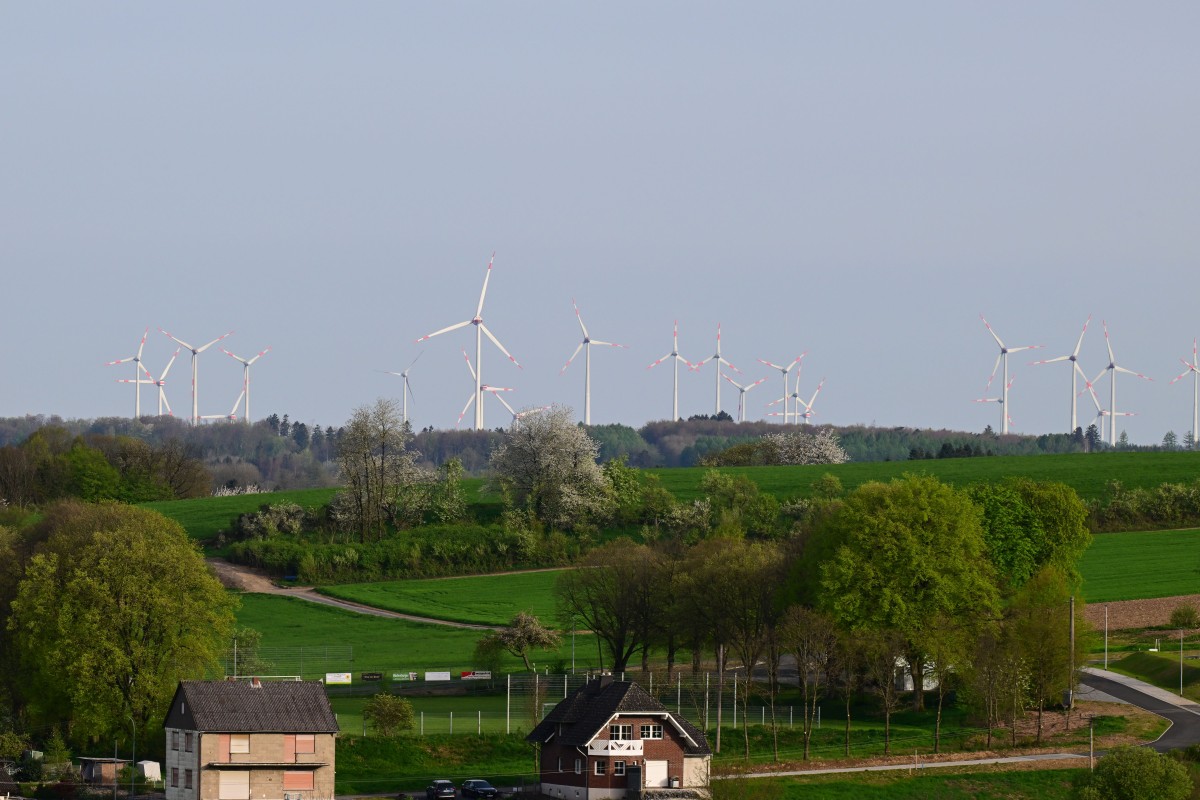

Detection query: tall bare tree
(335, 398), (420, 541)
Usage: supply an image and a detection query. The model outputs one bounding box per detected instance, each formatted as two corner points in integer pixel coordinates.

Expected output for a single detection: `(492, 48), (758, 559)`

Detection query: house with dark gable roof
(527, 678), (712, 799)
(163, 679), (338, 800)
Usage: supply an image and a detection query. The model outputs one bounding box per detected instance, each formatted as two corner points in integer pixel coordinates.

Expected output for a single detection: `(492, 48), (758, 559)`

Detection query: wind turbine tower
(1030, 316), (1091, 433)
(978, 315), (1042, 434)
(560, 299), (627, 425)
(693, 324), (740, 416)
(1170, 339), (1200, 447)
(160, 328), (234, 426)
(416, 253), (521, 430)
(222, 346), (271, 425)
(647, 321), (693, 421)
(105, 328), (150, 418)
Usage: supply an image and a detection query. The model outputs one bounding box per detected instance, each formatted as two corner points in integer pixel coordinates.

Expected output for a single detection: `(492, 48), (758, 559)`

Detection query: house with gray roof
(527, 677), (711, 799)
(163, 679), (338, 800)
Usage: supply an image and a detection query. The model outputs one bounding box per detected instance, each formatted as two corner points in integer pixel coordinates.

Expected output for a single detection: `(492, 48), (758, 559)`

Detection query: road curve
(1080, 669), (1200, 753)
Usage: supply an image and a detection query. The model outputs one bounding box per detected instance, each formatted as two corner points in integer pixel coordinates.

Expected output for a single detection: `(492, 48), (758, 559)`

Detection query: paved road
(1080, 668), (1200, 753)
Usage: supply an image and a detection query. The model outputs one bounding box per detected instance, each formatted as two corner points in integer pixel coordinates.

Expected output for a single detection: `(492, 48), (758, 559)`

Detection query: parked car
(461, 779), (499, 798)
(426, 780), (456, 799)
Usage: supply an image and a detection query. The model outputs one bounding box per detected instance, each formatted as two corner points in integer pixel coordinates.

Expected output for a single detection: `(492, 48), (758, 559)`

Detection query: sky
(2, 3), (1199, 444)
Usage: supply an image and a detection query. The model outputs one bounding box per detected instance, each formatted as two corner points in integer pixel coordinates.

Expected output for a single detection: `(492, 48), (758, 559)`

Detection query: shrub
(363, 694), (415, 737)
(1074, 745), (1192, 800)
(1170, 603), (1200, 629)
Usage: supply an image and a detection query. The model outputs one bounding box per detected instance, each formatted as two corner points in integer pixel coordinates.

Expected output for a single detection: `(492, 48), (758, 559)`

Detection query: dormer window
(610, 724), (633, 741)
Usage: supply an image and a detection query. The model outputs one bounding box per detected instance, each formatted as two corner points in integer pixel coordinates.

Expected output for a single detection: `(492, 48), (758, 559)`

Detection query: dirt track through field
(205, 558), (497, 630)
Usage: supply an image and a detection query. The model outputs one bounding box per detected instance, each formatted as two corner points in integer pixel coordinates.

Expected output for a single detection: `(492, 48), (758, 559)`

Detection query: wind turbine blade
(378, 370), (405, 377)
(247, 346), (271, 365)
(721, 358), (743, 375)
(1114, 366), (1153, 381)
(222, 348), (248, 365)
(1103, 320), (1116, 363)
(766, 396), (786, 408)
(406, 378), (416, 404)
(648, 353), (674, 369)
(161, 392), (173, 415)
(980, 314), (1005, 349)
(1071, 315), (1092, 358)
(1171, 360), (1195, 384)
(1031, 355), (1070, 365)
(805, 378), (826, 409)
(229, 390), (246, 417)
(745, 378), (767, 391)
(757, 358), (785, 371)
(160, 348), (181, 380)
(461, 348), (476, 382)
(159, 329), (195, 351)
(136, 327), (148, 360)
(106, 356), (135, 366)
(475, 252), (495, 319)
(416, 319), (472, 343)
(589, 340), (627, 348)
(571, 299), (589, 339)
(196, 331), (235, 353)
(1005, 345), (1043, 354)
(457, 394), (476, 427)
(561, 342), (585, 375)
(479, 323), (522, 368)
(983, 354), (1002, 393)
(493, 391), (517, 417)
(722, 373), (743, 389)
(406, 351), (424, 371)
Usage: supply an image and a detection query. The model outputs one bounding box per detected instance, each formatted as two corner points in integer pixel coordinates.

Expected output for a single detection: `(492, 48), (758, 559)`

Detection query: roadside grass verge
(1107, 650), (1200, 702)
(713, 766), (1084, 800)
(318, 570), (566, 626)
(335, 734), (536, 795)
(1079, 528), (1200, 602)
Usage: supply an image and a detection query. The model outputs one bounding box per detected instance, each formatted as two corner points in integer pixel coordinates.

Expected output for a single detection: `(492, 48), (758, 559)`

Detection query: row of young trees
(549, 474), (1092, 760)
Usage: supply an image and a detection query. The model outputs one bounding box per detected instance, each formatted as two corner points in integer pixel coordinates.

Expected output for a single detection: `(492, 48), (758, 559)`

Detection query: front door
(645, 760), (669, 788)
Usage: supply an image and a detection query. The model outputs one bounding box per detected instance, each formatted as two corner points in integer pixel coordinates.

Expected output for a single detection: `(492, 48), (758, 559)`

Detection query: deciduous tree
(475, 612), (561, 672)
(363, 694), (415, 737)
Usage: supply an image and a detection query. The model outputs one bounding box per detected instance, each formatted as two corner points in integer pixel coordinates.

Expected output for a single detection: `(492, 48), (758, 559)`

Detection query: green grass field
(232, 593), (579, 677)
(1080, 528), (1200, 602)
(318, 570), (566, 626)
(649, 451), (1200, 503)
(142, 488), (340, 540)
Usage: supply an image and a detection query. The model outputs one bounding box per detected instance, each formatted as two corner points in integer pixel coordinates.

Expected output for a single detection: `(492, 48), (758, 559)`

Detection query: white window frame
(640, 723), (663, 740)
(229, 734), (250, 754)
(609, 724), (633, 741)
(574, 758), (582, 774)
(594, 760), (606, 776)
(614, 761), (626, 776)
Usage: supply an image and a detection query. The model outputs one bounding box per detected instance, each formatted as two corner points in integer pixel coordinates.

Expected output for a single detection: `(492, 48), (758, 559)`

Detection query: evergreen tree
(278, 414), (290, 438)
(292, 422), (309, 450)
(1162, 430), (1179, 450)
(1084, 424), (1101, 451)
(1117, 430), (1130, 449)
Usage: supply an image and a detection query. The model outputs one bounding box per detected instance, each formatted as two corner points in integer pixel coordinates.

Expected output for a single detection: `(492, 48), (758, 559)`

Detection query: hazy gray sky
(3, 3), (1198, 443)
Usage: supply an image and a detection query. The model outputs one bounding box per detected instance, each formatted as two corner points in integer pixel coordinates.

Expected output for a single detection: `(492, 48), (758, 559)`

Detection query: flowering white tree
(488, 405), (611, 530)
(761, 428), (850, 465)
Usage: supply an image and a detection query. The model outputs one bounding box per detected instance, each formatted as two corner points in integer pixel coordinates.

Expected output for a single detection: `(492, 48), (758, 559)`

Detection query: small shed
(78, 757), (131, 785)
(137, 760), (162, 782)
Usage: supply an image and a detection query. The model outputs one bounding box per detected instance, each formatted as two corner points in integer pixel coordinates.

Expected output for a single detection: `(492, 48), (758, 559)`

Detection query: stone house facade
(163, 679), (338, 800)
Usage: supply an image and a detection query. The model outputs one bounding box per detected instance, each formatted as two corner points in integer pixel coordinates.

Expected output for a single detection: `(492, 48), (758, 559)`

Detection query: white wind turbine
(117, 348), (181, 416)
(160, 328), (234, 426)
(1094, 320), (1152, 446)
(757, 354), (805, 425)
(199, 389), (245, 423)
(647, 321), (694, 421)
(415, 253), (521, 430)
(560, 299), (627, 425)
(105, 328), (150, 418)
(692, 323), (741, 416)
(796, 377), (826, 424)
(1081, 374), (1135, 444)
(1030, 316), (1091, 433)
(1170, 339), (1200, 447)
(722, 374), (767, 422)
(456, 349), (518, 428)
(377, 352), (422, 426)
(222, 346), (271, 425)
(978, 315), (1042, 434)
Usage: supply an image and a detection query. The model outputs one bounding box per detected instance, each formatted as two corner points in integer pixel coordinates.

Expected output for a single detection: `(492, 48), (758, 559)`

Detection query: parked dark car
(461, 779), (499, 798)
(426, 780), (456, 799)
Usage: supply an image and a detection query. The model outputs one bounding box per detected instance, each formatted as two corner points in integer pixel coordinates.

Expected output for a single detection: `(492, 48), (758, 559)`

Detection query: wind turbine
(978, 315), (1042, 434)
(456, 349), (519, 428)
(415, 253), (521, 430)
(975, 374), (1017, 432)
(117, 348), (180, 416)
(722, 374), (766, 422)
(377, 353), (422, 426)
(647, 321), (694, 421)
(199, 389), (245, 423)
(757, 354), (805, 425)
(1081, 375), (1135, 445)
(160, 328), (234, 426)
(797, 377), (826, 424)
(1096, 320), (1152, 446)
(1170, 339), (1200, 447)
(560, 299), (627, 425)
(221, 346), (271, 425)
(105, 328), (150, 418)
(1030, 316), (1091, 433)
(692, 323), (741, 416)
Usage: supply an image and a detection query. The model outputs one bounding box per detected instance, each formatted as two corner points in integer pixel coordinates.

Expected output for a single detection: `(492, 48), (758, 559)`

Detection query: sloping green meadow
(1080, 528), (1200, 602)
(319, 570), (565, 626)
